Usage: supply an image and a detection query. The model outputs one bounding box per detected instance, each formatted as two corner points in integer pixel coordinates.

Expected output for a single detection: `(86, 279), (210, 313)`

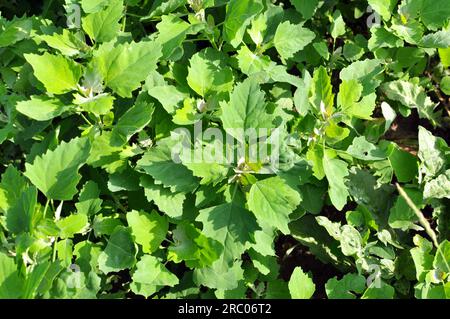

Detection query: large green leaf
(136, 137), (199, 193)
(323, 151), (349, 211)
(420, 0), (450, 30)
(187, 48), (234, 97)
(25, 53), (82, 95)
(155, 14), (192, 60)
(418, 126), (448, 179)
(325, 273), (366, 299)
(0, 166), (28, 214)
(274, 21), (315, 61)
(82, 0), (124, 43)
(98, 226), (137, 274)
(16, 96), (71, 121)
(126, 210), (168, 254)
(288, 267), (316, 299)
(220, 77), (273, 143)
(131, 255), (179, 297)
(140, 176), (186, 219)
(197, 186), (259, 265)
(0, 253), (23, 298)
(223, 0), (264, 48)
(310, 66), (334, 114)
(168, 222), (223, 268)
(110, 93), (155, 146)
(24, 137), (91, 200)
(93, 40), (162, 97)
(248, 176), (301, 234)
(6, 186), (37, 234)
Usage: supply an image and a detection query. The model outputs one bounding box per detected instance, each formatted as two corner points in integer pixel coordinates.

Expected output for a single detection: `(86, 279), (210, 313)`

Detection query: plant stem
(80, 112), (93, 126)
(396, 183), (439, 248)
(43, 198), (50, 219)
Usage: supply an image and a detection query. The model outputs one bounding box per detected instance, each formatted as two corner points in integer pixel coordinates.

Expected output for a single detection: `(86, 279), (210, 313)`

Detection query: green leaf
(180, 140), (229, 185)
(340, 225), (363, 256)
(223, 0), (264, 48)
(386, 143), (418, 183)
(346, 168), (394, 216)
(126, 210), (168, 254)
(155, 14), (192, 60)
(340, 59), (384, 95)
(368, 0), (397, 20)
(187, 48), (234, 97)
(137, 137), (198, 193)
(131, 255), (179, 297)
(433, 240), (450, 273)
(323, 151), (349, 211)
(56, 214), (89, 239)
(93, 214), (123, 237)
(93, 40), (162, 97)
(424, 170), (450, 199)
(25, 53), (82, 95)
(142, 0), (186, 20)
(75, 181), (103, 216)
(197, 186), (259, 265)
(236, 46), (272, 76)
(193, 260), (244, 290)
(439, 48), (450, 68)
(98, 226), (136, 274)
(441, 76), (450, 95)
(418, 126), (447, 179)
(346, 136), (386, 161)
(326, 273), (366, 299)
(73, 93), (115, 116)
(420, 0), (450, 30)
(39, 29), (87, 57)
(147, 84), (186, 114)
(81, 0), (109, 13)
(248, 176), (301, 234)
(274, 21), (315, 61)
(310, 66), (334, 115)
(140, 176), (186, 219)
(16, 96), (71, 121)
(24, 137), (91, 200)
(6, 186), (37, 234)
(420, 30), (450, 48)
(220, 77), (273, 143)
(110, 93), (155, 146)
(362, 281), (395, 299)
(82, 0), (124, 43)
(0, 252), (24, 298)
(410, 235), (434, 282)
(288, 267), (316, 299)
(0, 16), (32, 48)
(168, 222), (223, 268)
(368, 27), (404, 51)
(330, 10), (346, 39)
(291, 0), (319, 20)
(0, 166), (28, 214)
(382, 81), (439, 126)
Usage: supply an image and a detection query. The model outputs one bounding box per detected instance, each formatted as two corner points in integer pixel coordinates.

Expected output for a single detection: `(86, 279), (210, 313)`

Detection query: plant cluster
(0, 0), (449, 299)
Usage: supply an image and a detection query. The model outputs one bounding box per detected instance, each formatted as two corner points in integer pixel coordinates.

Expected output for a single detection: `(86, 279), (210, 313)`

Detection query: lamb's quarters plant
(0, 0), (449, 299)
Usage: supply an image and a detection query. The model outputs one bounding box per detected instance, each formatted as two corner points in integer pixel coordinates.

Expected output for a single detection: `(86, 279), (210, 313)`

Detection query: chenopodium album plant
(0, 0), (449, 299)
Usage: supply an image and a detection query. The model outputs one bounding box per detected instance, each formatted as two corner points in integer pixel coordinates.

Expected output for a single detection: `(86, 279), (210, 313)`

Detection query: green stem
(121, 6), (128, 32)
(52, 238), (58, 262)
(43, 198), (50, 219)
(396, 183), (439, 248)
(80, 113), (93, 126)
